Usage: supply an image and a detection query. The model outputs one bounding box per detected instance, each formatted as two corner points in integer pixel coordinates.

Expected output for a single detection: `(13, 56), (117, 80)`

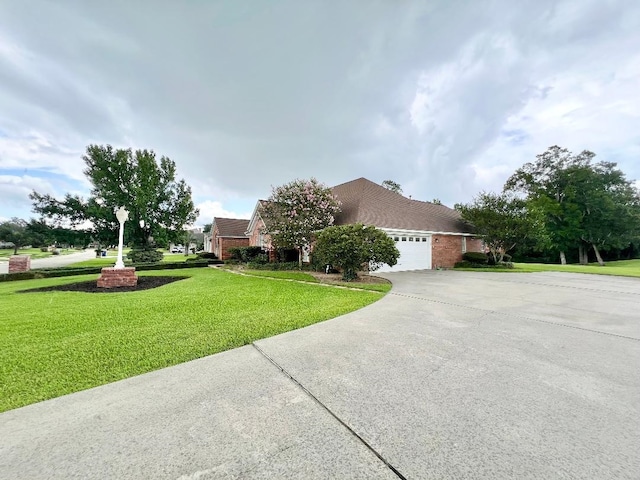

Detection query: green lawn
(241, 270), (392, 292)
(0, 268), (385, 412)
(0, 248), (76, 261)
(456, 259), (640, 278)
(513, 259), (640, 277)
(242, 270), (320, 282)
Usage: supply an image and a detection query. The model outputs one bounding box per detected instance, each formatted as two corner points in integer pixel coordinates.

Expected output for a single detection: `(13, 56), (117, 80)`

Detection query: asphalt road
(0, 249), (97, 274)
(1, 270), (638, 479)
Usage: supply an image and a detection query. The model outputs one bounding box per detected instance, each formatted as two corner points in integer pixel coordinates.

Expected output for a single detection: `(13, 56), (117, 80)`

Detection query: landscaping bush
(127, 248), (164, 263)
(196, 252), (218, 260)
(228, 246), (266, 263)
(454, 260), (473, 268)
(462, 252), (488, 264)
(40, 247), (49, 252)
(0, 260), (217, 282)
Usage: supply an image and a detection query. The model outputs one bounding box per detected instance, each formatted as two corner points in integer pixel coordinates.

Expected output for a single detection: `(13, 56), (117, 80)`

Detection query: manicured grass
(0, 248), (75, 260)
(241, 270), (392, 292)
(513, 259), (640, 277)
(242, 270), (320, 282)
(456, 259), (640, 278)
(0, 268), (384, 412)
(333, 281), (392, 293)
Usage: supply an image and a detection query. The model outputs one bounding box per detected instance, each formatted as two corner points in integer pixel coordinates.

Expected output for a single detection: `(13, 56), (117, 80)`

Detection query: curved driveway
(1, 270), (639, 479)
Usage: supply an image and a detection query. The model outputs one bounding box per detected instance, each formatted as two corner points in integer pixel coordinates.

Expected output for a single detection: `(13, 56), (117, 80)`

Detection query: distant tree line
(456, 146), (640, 265)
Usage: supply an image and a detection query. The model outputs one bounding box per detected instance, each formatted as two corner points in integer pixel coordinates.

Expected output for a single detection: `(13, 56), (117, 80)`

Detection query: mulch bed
(17, 276), (189, 294)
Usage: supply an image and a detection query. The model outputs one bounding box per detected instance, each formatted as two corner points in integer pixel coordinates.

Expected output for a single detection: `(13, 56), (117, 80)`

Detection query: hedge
(0, 260), (222, 283)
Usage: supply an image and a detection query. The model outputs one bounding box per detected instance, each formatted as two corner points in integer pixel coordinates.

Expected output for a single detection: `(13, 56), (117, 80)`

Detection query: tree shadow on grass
(17, 276), (189, 294)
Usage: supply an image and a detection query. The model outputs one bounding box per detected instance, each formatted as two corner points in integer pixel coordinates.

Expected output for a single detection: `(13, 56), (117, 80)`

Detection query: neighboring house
(245, 177), (483, 271)
(211, 217), (250, 260)
(331, 178), (482, 271)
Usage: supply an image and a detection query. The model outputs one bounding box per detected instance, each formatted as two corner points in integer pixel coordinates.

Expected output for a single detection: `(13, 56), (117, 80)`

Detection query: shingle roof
(331, 178), (473, 234)
(213, 217), (250, 237)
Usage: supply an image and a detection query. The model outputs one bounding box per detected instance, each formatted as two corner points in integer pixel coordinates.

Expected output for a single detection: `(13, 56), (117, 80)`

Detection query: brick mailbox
(9, 255), (31, 273)
(97, 267), (138, 288)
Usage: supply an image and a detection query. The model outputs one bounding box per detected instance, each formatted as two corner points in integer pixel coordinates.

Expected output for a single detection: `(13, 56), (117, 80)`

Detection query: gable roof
(213, 217), (250, 237)
(331, 177), (473, 234)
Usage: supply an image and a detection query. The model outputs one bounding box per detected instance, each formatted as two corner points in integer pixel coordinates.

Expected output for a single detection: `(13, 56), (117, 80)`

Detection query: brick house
(210, 217), (250, 260)
(245, 177), (483, 271)
(332, 178), (482, 271)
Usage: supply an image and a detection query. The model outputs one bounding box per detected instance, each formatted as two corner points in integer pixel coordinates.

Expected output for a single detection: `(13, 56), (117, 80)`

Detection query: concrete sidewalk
(1, 271), (639, 479)
(0, 249), (97, 274)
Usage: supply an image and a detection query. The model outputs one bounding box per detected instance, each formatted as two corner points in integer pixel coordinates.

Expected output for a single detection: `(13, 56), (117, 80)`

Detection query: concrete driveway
(1, 271), (639, 479)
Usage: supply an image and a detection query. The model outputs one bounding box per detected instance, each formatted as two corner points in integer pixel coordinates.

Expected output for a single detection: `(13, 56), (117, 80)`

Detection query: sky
(1, 0), (639, 226)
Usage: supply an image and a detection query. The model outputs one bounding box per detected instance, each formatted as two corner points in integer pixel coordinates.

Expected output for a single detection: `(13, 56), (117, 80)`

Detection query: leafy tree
(456, 192), (537, 264)
(382, 180), (402, 194)
(0, 218), (32, 254)
(505, 145), (639, 265)
(313, 224), (400, 280)
(203, 223), (212, 234)
(261, 178), (341, 267)
(566, 162), (640, 265)
(31, 145), (198, 252)
(431, 198), (443, 205)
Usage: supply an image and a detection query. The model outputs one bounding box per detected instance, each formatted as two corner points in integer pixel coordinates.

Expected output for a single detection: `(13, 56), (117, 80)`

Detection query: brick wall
(431, 235), (484, 268)
(219, 237), (250, 260)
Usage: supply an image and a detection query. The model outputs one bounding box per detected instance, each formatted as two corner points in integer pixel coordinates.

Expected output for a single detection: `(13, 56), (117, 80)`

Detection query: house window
(401, 237), (407, 241)
(421, 238), (427, 242)
(394, 236), (400, 242)
(409, 237), (414, 241)
(462, 237), (467, 253)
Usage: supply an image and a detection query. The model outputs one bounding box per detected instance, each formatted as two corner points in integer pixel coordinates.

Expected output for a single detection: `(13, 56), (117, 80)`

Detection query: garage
(376, 234), (432, 272)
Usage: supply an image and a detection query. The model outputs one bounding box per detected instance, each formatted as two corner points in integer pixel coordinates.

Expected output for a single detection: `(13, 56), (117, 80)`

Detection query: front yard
(0, 268), (386, 412)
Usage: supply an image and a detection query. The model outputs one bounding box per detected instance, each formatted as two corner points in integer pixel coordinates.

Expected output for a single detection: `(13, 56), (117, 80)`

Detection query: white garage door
(376, 234), (432, 272)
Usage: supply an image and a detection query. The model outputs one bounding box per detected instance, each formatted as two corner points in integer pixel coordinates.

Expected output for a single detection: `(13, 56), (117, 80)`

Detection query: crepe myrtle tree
(313, 224), (400, 281)
(261, 178), (341, 267)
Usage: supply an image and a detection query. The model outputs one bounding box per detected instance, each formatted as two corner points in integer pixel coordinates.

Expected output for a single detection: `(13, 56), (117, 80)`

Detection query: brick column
(97, 267), (138, 288)
(9, 255), (31, 273)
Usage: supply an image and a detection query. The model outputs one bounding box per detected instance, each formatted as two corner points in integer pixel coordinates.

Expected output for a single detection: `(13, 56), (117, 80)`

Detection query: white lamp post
(114, 206), (129, 269)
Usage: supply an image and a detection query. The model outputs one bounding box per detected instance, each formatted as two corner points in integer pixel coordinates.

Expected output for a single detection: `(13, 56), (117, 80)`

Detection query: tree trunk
(13, 244), (18, 255)
(578, 244), (588, 265)
(298, 247), (303, 269)
(559, 251), (567, 265)
(592, 244), (605, 266)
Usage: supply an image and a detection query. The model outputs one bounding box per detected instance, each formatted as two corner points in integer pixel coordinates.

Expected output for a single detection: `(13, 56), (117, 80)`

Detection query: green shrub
(454, 261), (473, 268)
(127, 248), (164, 263)
(462, 252), (488, 264)
(228, 246), (265, 262)
(196, 252), (218, 260)
(40, 247), (49, 252)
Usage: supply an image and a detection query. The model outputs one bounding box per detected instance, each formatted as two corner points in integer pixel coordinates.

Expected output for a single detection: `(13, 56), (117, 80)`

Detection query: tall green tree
(31, 145), (199, 250)
(456, 192), (538, 264)
(313, 224), (400, 280)
(261, 178), (341, 267)
(0, 218), (32, 254)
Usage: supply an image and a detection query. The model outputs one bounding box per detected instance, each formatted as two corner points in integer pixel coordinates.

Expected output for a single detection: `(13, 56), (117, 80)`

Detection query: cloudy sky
(1, 0), (639, 225)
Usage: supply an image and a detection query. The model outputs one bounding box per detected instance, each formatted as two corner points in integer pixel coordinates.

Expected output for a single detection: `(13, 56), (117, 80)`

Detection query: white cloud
(195, 200), (252, 226)
(0, 0), (638, 215)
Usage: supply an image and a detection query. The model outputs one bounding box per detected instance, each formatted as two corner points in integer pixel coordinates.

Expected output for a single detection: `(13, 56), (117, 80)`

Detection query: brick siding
(431, 235), (483, 269)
